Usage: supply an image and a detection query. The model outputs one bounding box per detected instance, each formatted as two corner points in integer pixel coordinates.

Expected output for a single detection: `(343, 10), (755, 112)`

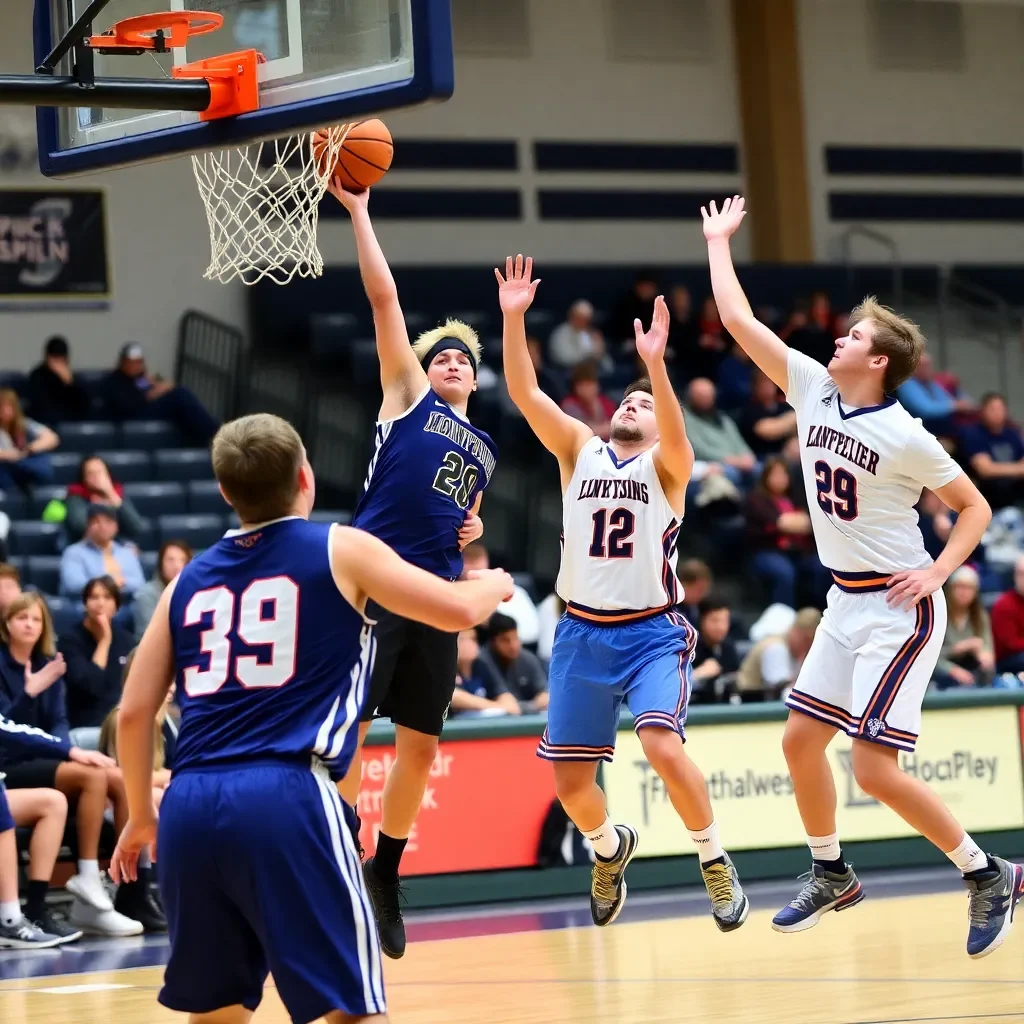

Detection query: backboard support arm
(37, 0), (115, 74)
(0, 75), (211, 111)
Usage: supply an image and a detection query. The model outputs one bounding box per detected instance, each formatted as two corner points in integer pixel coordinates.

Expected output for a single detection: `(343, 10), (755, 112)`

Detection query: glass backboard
(34, 0), (453, 177)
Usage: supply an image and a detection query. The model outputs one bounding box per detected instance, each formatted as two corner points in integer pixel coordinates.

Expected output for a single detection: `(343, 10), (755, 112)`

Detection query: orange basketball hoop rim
(87, 11), (224, 53)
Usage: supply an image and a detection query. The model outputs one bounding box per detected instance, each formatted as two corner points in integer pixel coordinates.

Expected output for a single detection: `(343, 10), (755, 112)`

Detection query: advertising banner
(605, 706), (1024, 858)
(0, 189), (109, 306)
(356, 734), (554, 876)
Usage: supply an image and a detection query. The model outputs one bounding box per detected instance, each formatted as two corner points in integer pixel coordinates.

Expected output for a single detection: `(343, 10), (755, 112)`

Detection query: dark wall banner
(0, 189), (110, 307)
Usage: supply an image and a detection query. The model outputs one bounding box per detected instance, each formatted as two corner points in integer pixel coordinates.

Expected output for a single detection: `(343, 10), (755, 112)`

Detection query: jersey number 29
(183, 577), (298, 697)
(814, 461), (859, 521)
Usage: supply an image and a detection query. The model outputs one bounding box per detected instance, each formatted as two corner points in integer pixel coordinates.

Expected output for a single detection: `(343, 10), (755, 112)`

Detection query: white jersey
(786, 349), (961, 574)
(556, 436), (681, 617)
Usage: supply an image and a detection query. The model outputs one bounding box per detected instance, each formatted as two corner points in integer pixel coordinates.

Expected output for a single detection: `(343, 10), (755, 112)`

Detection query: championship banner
(605, 706), (1024, 858)
(0, 189), (110, 306)
(356, 734), (555, 876)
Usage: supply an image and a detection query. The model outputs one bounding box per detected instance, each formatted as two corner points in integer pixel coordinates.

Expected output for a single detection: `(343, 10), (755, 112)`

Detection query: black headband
(420, 337), (477, 378)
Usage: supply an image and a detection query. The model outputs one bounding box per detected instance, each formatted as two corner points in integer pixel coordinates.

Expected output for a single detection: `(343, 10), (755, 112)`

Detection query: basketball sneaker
(0, 918), (63, 949)
(363, 858), (406, 959)
(964, 856), (1024, 959)
(28, 907), (83, 945)
(771, 863), (864, 932)
(700, 854), (749, 932)
(590, 824), (639, 927)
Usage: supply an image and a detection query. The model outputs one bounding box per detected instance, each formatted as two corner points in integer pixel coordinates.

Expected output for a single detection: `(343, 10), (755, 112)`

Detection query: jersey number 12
(589, 507), (636, 558)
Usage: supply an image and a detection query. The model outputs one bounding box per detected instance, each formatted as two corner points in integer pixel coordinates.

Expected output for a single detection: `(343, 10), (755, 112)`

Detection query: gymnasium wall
(0, 4), (245, 377)
(799, 0), (1024, 263)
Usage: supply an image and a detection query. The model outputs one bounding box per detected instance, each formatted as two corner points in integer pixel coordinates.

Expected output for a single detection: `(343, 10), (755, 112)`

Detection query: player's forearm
(932, 498), (991, 580)
(349, 207), (398, 306)
(706, 238), (754, 328)
(501, 310), (540, 402)
(116, 707), (159, 823)
(647, 357), (691, 460)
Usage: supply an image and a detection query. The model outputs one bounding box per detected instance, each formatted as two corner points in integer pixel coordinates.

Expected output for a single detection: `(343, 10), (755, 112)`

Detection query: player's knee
(395, 731), (439, 772)
(637, 726), (683, 775)
(850, 740), (900, 799)
(105, 765), (125, 795)
(552, 763), (596, 806)
(77, 764), (107, 795)
(41, 788), (68, 821)
(781, 712), (831, 766)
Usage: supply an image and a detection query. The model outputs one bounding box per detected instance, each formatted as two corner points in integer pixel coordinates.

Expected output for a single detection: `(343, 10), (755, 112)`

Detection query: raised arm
(702, 197), (790, 392)
(331, 525), (514, 632)
(636, 296), (694, 505)
(328, 182), (426, 412)
(496, 255), (592, 476)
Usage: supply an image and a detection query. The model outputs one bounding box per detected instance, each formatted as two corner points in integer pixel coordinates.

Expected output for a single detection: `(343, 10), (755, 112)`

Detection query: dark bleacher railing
(176, 310), (249, 424)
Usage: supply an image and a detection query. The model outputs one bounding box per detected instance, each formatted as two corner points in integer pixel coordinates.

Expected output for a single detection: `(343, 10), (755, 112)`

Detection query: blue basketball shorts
(157, 759), (385, 1023)
(539, 607), (697, 763)
(0, 783), (13, 833)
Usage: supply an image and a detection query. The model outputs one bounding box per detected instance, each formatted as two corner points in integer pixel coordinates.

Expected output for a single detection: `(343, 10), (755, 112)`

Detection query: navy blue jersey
(352, 386), (497, 578)
(168, 517), (375, 781)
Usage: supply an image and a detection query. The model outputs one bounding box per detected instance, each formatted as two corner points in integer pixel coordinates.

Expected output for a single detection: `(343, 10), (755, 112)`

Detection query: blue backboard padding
(33, 1), (454, 177)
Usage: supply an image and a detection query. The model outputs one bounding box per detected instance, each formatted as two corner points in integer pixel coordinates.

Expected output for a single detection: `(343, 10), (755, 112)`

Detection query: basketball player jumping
(703, 197), (1023, 958)
(329, 183), (498, 959)
(497, 255), (748, 931)
(110, 413), (514, 1024)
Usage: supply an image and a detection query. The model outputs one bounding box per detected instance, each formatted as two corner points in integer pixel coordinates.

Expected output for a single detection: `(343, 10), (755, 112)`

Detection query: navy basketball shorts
(157, 760), (386, 1023)
(0, 783), (14, 833)
(539, 608), (697, 763)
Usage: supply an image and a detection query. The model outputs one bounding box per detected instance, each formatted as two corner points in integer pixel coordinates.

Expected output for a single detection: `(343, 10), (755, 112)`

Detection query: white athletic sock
(807, 833), (842, 864)
(689, 821), (725, 865)
(947, 833), (989, 874)
(0, 900), (21, 927)
(582, 818), (621, 860)
(77, 859), (100, 880)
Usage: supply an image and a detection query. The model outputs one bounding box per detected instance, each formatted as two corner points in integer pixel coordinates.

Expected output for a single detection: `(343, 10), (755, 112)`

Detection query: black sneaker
(115, 880), (168, 933)
(590, 824), (640, 927)
(29, 907), (83, 945)
(363, 857), (406, 959)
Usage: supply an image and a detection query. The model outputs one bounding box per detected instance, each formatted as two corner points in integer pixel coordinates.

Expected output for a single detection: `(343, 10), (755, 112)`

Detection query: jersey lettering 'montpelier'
(168, 517), (374, 782)
(353, 387), (498, 579)
(785, 349), (961, 573)
(557, 438), (681, 613)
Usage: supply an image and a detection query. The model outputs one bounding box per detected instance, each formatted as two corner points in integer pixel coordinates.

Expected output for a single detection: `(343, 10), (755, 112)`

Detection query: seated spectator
(667, 285), (699, 367)
(0, 564), (21, 617)
(715, 343), (754, 412)
(451, 628), (520, 717)
(59, 576), (135, 731)
(134, 540), (193, 640)
(677, 558), (712, 627)
(498, 336), (563, 418)
(60, 504), (145, 601)
(934, 566), (995, 689)
(739, 371), (798, 457)
(683, 378), (756, 484)
(27, 336), (90, 425)
(100, 650), (177, 813)
(0, 778), (80, 946)
(784, 294), (837, 366)
(461, 543), (539, 644)
(65, 454), (145, 542)
(736, 607), (821, 701)
(960, 393), (1024, 510)
(0, 389), (59, 494)
(477, 613), (549, 712)
(609, 270), (658, 347)
(917, 489), (956, 562)
(549, 300), (609, 371)
(746, 457), (829, 608)
(991, 555), (1024, 675)
(692, 295), (729, 380)
(0, 592), (143, 936)
(897, 354), (973, 441)
(560, 360), (616, 441)
(102, 343), (219, 445)
(690, 597), (740, 703)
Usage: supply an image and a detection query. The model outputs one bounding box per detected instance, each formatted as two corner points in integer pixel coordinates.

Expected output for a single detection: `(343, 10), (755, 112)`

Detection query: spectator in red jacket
(560, 360), (615, 440)
(991, 555), (1024, 674)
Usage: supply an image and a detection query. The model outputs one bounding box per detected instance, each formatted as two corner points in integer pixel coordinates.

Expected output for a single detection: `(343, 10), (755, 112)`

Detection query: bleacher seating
(154, 448), (213, 481)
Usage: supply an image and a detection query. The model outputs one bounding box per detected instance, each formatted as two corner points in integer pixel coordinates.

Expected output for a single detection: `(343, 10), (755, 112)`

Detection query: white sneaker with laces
(66, 874), (114, 912)
(69, 899), (145, 937)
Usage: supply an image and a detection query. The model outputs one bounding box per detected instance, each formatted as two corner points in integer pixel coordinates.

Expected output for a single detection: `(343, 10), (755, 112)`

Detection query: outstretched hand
(701, 195), (747, 242)
(327, 176), (369, 213)
(635, 295), (670, 368)
(494, 254), (541, 315)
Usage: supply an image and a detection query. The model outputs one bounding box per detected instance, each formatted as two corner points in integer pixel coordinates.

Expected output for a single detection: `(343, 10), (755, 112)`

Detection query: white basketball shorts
(786, 571), (946, 752)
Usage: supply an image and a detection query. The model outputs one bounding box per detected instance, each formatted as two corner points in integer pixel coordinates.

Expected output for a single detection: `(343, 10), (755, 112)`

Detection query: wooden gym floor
(1, 868), (1022, 1024)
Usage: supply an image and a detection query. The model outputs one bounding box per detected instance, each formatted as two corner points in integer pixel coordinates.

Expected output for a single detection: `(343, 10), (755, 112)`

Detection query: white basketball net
(191, 126), (347, 287)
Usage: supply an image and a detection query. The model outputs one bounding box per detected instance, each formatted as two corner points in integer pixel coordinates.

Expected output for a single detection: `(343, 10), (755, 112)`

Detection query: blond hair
(212, 413), (304, 525)
(0, 388), (27, 446)
(1, 592), (57, 658)
(411, 319), (481, 367)
(850, 296), (925, 393)
(100, 646), (170, 772)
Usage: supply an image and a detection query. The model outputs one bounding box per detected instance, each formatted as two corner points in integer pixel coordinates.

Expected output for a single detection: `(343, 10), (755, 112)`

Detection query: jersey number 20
(814, 461), (859, 521)
(182, 577), (298, 697)
(589, 507), (636, 558)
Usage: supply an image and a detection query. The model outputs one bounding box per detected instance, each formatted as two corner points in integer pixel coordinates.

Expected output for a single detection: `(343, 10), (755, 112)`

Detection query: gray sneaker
(0, 918), (63, 949)
(965, 856), (1024, 959)
(772, 863), (864, 933)
(700, 854), (749, 932)
(590, 824), (639, 927)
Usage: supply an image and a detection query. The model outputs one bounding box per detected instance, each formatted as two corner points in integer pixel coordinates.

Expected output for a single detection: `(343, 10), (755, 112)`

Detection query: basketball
(314, 118), (393, 192)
